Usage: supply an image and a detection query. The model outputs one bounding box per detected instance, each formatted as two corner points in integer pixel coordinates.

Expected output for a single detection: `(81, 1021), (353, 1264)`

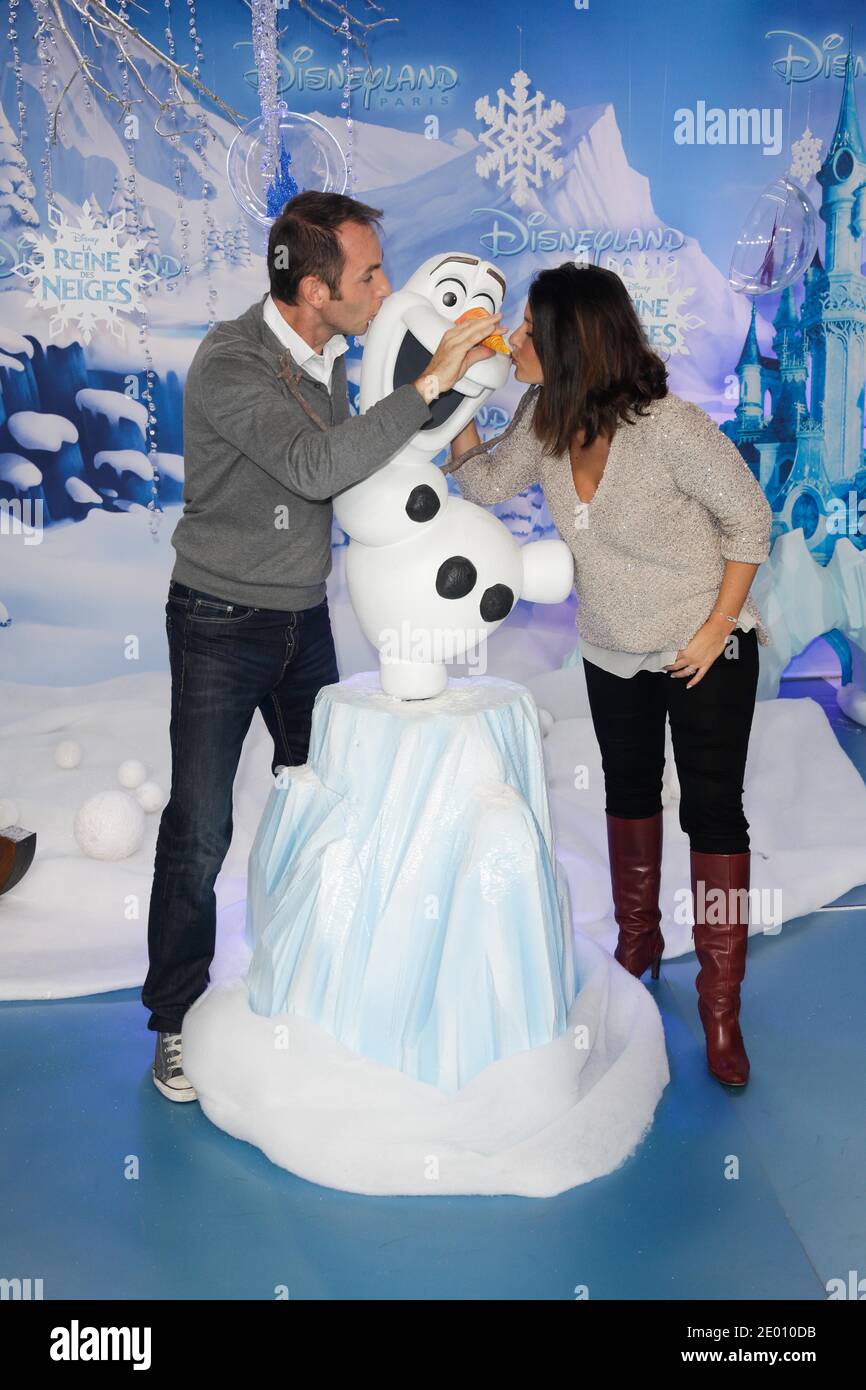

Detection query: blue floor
(2, 676), (865, 1301)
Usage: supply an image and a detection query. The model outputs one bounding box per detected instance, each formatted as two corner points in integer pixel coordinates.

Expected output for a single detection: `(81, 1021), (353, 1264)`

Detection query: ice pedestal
(182, 672), (670, 1197)
(244, 672), (576, 1093)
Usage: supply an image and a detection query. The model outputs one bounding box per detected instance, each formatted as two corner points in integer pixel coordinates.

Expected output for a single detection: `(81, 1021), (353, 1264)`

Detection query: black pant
(142, 579), (340, 1034)
(582, 628), (759, 855)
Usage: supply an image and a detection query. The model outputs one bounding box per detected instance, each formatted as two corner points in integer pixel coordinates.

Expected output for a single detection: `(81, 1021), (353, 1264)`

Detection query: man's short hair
(267, 191), (384, 305)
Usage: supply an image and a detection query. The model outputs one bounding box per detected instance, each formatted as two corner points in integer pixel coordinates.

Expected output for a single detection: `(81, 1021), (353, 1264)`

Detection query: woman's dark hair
(267, 190), (384, 305)
(528, 262), (668, 452)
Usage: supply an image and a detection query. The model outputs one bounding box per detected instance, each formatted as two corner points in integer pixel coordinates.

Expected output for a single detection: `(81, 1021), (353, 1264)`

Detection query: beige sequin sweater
(443, 386), (773, 654)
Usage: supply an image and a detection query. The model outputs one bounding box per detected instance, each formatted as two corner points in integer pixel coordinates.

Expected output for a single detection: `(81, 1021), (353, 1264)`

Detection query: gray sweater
(171, 293), (431, 610)
(446, 386), (773, 654)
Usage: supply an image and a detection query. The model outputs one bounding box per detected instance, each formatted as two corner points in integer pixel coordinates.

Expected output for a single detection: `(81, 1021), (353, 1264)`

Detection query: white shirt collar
(263, 293), (348, 384)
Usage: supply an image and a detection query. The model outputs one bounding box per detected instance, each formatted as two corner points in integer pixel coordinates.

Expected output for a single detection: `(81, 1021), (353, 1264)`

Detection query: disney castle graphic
(722, 47), (866, 557)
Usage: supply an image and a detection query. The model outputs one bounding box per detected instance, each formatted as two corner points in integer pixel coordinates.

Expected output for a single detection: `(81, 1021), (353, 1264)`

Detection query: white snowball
(0, 798), (20, 828)
(117, 758), (147, 789)
(135, 780), (166, 814)
(55, 739), (83, 769)
(74, 790), (145, 861)
(537, 707), (554, 738)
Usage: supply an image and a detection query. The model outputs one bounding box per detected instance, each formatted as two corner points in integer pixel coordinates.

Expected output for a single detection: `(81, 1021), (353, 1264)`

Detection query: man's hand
(413, 312), (504, 397)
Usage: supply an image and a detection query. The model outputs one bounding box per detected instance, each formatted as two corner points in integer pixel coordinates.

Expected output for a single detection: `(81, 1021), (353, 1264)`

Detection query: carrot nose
(455, 307), (511, 355)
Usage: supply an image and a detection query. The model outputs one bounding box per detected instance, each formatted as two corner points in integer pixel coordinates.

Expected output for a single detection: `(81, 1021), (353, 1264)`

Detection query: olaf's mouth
(393, 329), (466, 431)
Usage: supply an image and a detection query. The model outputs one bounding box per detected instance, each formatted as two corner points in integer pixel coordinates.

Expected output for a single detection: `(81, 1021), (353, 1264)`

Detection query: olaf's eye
(472, 292), (497, 314)
(434, 278), (466, 314)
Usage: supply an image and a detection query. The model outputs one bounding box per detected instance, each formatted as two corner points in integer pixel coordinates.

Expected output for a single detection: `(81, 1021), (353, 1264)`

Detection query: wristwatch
(417, 373), (441, 405)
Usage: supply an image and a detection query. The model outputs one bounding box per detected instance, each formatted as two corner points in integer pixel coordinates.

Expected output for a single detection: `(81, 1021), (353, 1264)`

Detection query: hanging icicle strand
(339, 7), (356, 191)
(163, 0), (191, 299)
(7, 0), (39, 224)
(115, 0), (161, 538)
(32, 0), (58, 207)
(251, 0), (280, 190)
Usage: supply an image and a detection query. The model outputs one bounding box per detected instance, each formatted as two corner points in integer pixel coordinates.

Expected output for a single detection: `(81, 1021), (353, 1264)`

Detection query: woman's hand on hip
(664, 616), (734, 689)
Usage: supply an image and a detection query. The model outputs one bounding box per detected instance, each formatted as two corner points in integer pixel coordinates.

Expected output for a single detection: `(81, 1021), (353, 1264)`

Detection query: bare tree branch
(41, 0), (247, 143)
(40, 0), (401, 145)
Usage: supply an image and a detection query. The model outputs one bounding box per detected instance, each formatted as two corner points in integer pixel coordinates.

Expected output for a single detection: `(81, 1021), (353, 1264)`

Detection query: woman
(444, 262), (773, 1088)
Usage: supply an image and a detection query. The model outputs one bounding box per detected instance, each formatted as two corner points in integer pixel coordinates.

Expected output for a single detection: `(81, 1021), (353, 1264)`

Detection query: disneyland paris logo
(470, 208), (686, 260)
(238, 42), (458, 110)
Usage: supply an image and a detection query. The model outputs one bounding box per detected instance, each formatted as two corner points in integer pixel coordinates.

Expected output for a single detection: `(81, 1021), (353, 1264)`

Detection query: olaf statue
(332, 252), (575, 699)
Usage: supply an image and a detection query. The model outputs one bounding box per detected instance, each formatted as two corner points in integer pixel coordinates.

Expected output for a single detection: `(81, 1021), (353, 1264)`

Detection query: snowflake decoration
(12, 199), (159, 345)
(788, 126), (823, 186)
(475, 69), (566, 208)
(618, 255), (705, 356)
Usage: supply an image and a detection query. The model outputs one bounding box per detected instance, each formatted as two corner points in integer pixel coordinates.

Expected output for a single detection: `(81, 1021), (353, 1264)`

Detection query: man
(145, 190), (501, 1101)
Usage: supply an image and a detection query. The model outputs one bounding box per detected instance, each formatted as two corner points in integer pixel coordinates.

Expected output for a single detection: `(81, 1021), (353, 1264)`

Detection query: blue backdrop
(1, 0), (864, 686)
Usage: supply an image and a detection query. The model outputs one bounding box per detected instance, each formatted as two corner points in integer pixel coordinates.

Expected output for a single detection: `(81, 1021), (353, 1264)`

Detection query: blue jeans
(142, 578), (340, 1033)
(582, 627), (760, 854)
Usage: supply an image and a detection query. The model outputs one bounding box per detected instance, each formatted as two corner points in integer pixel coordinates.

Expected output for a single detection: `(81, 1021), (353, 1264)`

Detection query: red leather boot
(690, 849), (752, 1086)
(606, 811), (664, 980)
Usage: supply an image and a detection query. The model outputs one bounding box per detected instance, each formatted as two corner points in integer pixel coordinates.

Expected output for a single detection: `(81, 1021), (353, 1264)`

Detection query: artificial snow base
(182, 928), (670, 1199)
(185, 671), (669, 1196)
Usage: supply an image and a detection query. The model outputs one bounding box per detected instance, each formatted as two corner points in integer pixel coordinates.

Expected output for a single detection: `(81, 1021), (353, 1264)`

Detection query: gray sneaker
(152, 1031), (197, 1103)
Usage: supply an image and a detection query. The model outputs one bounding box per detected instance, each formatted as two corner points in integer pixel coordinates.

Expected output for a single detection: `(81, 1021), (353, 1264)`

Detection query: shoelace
(161, 1033), (183, 1076)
